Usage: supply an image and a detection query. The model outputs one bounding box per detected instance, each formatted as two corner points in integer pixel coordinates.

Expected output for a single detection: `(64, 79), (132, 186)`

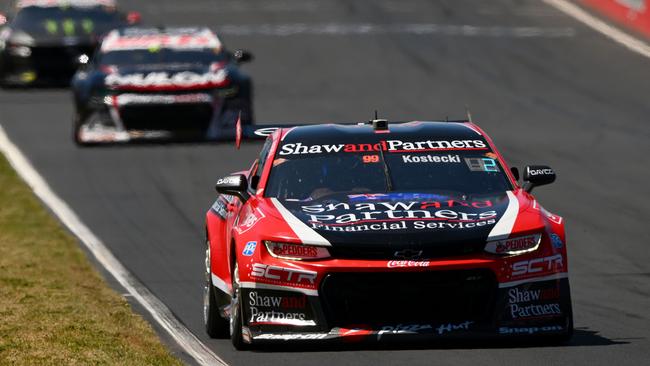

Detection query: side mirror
(233, 49), (253, 64)
(126, 11), (141, 25)
(523, 165), (556, 193)
(215, 174), (250, 202)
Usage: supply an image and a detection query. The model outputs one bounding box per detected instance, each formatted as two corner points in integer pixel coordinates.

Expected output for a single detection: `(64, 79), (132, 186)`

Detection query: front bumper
(1, 44), (92, 85)
(234, 253), (572, 344)
(76, 91), (242, 144)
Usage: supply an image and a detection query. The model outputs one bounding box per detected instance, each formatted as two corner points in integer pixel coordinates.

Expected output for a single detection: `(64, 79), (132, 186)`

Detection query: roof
(16, 0), (116, 8)
(100, 27), (222, 52)
(279, 121), (486, 146)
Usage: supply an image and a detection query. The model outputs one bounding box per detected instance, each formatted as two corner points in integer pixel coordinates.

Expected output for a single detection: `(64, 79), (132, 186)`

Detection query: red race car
(203, 119), (573, 349)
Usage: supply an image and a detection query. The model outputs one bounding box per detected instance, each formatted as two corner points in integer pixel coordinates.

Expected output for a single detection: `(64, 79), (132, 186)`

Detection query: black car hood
(11, 28), (96, 46)
(276, 192), (517, 248)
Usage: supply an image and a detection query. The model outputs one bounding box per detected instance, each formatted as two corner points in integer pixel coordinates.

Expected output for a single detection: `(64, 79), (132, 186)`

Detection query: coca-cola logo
(387, 260), (430, 268)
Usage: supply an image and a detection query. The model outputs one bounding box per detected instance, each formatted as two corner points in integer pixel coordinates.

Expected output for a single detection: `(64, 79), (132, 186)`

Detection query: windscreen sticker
(401, 154), (460, 164)
(278, 139), (488, 155)
(101, 30), (222, 52)
(362, 155), (380, 163)
(465, 157), (500, 172)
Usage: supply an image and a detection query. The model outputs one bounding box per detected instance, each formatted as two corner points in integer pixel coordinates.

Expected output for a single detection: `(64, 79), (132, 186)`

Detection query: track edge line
(0, 124), (228, 366)
(543, 0), (650, 59)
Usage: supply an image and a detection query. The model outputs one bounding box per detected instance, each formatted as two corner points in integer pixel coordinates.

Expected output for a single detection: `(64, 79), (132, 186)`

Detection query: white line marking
(487, 191), (520, 241)
(543, 0), (650, 59)
(499, 272), (569, 288)
(216, 23), (575, 38)
(270, 198), (331, 246)
(212, 273), (231, 295)
(0, 125), (227, 366)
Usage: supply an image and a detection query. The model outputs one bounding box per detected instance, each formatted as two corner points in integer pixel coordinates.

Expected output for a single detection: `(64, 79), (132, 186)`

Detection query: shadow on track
(249, 328), (626, 353)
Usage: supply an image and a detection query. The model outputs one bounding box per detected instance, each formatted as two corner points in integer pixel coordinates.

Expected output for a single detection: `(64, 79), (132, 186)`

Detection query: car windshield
(99, 48), (228, 67)
(13, 6), (123, 36)
(265, 143), (513, 201)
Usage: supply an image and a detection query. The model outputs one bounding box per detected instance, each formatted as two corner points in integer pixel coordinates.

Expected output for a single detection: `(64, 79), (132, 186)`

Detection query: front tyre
(204, 244), (229, 338)
(229, 261), (247, 350)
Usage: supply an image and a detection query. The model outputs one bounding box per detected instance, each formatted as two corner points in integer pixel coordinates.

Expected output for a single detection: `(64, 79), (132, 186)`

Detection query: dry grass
(0, 153), (182, 365)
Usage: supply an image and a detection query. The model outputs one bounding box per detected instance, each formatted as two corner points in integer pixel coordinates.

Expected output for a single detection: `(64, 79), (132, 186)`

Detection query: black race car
(70, 27), (254, 145)
(0, 0), (139, 87)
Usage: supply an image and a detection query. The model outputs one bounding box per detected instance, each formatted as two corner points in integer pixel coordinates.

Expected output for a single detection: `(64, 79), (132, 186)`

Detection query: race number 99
(363, 155), (380, 163)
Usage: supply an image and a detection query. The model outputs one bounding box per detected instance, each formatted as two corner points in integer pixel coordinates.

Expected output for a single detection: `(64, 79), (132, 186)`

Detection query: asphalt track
(2, 0), (650, 365)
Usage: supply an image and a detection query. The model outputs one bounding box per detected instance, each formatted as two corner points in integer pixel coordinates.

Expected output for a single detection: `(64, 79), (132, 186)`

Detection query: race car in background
(70, 26), (254, 145)
(0, 0), (139, 86)
(203, 119), (573, 349)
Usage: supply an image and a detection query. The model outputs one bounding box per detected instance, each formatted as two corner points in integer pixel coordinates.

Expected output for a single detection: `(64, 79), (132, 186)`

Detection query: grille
(119, 104), (214, 133)
(328, 241), (484, 260)
(319, 269), (497, 327)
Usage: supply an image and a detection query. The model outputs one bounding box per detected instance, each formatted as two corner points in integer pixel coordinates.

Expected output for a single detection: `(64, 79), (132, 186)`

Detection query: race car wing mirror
(233, 49), (253, 64)
(523, 165), (555, 193)
(126, 11), (141, 25)
(215, 174), (250, 202)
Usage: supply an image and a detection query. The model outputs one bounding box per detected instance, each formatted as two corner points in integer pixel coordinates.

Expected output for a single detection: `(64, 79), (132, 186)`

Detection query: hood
(6, 27), (95, 47)
(268, 191), (539, 251)
(103, 65), (230, 91)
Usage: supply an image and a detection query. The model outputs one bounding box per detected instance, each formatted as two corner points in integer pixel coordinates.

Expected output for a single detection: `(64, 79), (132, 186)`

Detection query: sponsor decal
(101, 29), (221, 51)
(235, 208), (265, 234)
(377, 324), (432, 340)
(466, 157), (500, 172)
(526, 167), (554, 176)
(105, 70), (228, 90)
(266, 242), (330, 260)
(499, 325), (563, 334)
(509, 302), (562, 320)
(511, 254), (564, 277)
(387, 260), (430, 268)
(253, 127), (280, 137)
(279, 139), (488, 155)
(401, 154), (461, 164)
(114, 93), (212, 105)
(508, 287), (562, 320)
(550, 234), (564, 249)
(311, 218), (496, 233)
(393, 249), (423, 260)
(485, 234), (541, 254)
(242, 241), (257, 256)
(216, 175), (241, 186)
(436, 321), (473, 335)
(209, 197), (228, 219)
(250, 263), (317, 286)
(255, 333), (328, 340)
(247, 290), (313, 325)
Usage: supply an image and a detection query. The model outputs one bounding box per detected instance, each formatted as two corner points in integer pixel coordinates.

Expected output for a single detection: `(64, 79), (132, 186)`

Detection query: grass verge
(0, 152), (182, 365)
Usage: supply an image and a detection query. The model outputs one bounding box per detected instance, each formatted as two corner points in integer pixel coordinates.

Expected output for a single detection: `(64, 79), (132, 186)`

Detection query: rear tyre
(229, 261), (248, 350)
(203, 245), (229, 338)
